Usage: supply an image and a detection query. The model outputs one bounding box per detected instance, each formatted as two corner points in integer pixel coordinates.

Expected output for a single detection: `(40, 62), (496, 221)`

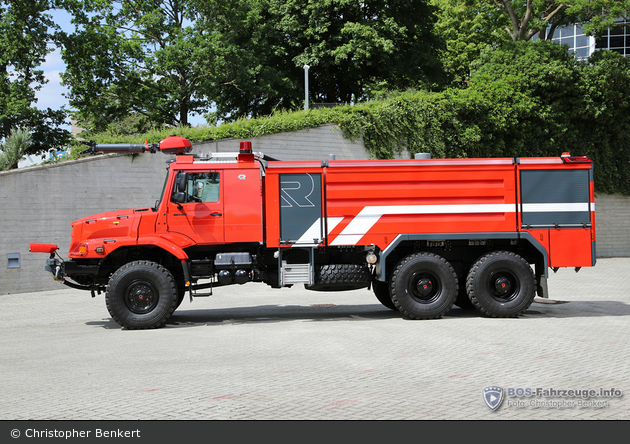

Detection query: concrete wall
(198, 123), (371, 160)
(593, 193), (630, 258)
(1, 123), (627, 295)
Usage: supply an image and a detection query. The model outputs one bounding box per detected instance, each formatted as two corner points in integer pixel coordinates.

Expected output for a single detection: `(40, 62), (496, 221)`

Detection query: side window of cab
(172, 172), (220, 203)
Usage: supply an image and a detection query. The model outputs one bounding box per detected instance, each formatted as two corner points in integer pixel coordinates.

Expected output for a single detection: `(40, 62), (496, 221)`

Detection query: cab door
(166, 171), (224, 244)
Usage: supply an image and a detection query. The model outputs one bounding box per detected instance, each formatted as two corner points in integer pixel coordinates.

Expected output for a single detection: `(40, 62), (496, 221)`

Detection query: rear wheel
(452, 262), (474, 309)
(454, 279), (475, 309)
(106, 260), (178, 329)
(390, 252), (458, 319)
(466, 251), (536, 318)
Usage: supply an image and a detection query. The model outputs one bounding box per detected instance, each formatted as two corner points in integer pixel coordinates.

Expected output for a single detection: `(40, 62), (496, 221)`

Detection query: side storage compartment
(519, 165), (595, 268)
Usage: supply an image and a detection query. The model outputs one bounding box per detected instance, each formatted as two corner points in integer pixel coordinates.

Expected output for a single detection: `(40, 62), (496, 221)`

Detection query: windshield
(153, 169), (170, 211)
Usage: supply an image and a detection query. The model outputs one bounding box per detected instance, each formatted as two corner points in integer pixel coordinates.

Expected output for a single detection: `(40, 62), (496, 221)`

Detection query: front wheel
(390, 252), (458, 319)
(372, 280), (397, 310)
(466, 251), (536, 318)
(106, 260), (178, 329)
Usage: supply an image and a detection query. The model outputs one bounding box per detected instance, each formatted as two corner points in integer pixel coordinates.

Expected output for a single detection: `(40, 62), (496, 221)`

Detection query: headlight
(366, 252), (377, 265)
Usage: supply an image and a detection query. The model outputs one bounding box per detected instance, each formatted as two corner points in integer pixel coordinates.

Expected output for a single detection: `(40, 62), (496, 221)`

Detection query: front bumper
(30, 244), (102, 293)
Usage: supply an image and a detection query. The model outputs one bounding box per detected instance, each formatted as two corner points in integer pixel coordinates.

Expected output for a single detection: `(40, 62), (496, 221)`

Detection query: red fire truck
(30, 136), (596, 329)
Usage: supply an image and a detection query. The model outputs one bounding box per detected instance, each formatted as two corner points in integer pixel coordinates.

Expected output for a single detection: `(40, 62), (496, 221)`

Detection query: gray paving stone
(0, 258), (628, 420)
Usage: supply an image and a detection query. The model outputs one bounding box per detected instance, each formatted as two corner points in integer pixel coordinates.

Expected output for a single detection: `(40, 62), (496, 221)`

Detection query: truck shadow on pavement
(87, 300), (630, 329)
(163, 299), (630, 328)
(448, 299), (630, 319)
(523, 299), (630, 318)
(167, 304), (400, 328)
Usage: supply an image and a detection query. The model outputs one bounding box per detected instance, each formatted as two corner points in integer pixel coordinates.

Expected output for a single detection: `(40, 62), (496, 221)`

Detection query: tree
(195, 0), (447, 121)
(60, 0), (218, 132)
(193, 0), (302, 122)
(485, 0), (630, 41)
(433, 0), (630, 84)
(63, 0), (447, 126)
(468, 40), (584, 156)
(0, 0), (69, 160)
(273, 0), (446, 103)
(0, 127), (33, 170)
(576, 49), (630, 195)
(432, 0), (511, 84)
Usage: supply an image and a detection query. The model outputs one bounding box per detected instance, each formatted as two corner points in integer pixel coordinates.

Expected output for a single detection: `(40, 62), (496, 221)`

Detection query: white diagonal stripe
(329, 204), (515, 246)
(294, 218), (322, 244)
(326, 217), (344, 234)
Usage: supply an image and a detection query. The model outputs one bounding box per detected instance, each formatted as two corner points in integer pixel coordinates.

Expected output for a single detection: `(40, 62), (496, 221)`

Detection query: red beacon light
(240, 141), (253, 154)
(159, 135), (193, 155)
(238, 141), (255, 162)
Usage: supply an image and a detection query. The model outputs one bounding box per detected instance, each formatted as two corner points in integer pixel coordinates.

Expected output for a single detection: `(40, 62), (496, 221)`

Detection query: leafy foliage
(60, 0), (446, 129)
(268, 0), (447, 101)
(432, 0), (511, 84)
(0, 127), (33, 170)
(61, 0), (217, 131)
(0, 0), (70, 159)
(575, 50), (630, 195)
(479, 0), (630, 42)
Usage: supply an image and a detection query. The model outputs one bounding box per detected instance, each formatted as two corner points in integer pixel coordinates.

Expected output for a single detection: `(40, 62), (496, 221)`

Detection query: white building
(543, 17), (630, 58)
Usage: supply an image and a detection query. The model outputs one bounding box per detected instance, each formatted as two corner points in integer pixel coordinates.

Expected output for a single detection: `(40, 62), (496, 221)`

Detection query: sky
(35, 9), (207, 131)
(34, 10), (71, 123)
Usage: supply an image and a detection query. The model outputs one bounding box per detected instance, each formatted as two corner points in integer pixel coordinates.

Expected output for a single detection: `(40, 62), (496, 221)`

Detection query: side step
(188, 282), (213, 301)
(281, 262), (312, 286)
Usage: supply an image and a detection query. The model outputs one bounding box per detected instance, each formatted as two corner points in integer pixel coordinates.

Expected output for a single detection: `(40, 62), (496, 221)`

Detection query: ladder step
(281, 262), (312, 285)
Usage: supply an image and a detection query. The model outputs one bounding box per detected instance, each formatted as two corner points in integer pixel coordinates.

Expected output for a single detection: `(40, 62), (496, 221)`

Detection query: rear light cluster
(561, 153), (592, 164)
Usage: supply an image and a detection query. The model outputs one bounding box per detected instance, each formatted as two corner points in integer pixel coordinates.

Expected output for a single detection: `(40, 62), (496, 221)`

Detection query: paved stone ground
(0, 258), (628, 421)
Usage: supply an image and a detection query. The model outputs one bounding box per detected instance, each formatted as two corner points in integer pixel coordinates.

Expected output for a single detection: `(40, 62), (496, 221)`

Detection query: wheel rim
(125, 279), (159, 314)
(486, 270), (520, 302)
(408, 272), (441, 304)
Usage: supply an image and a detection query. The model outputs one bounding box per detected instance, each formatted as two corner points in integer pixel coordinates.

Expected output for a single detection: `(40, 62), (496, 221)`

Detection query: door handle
(211, 212), (222, 217)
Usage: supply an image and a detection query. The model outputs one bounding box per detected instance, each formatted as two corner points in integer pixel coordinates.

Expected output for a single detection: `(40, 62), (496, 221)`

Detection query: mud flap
(536, 274), (549, 299)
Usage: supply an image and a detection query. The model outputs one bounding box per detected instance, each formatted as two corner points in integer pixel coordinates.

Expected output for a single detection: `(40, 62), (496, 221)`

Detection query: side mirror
(173, 192), (187, 204)
(176, 172), (188, 193)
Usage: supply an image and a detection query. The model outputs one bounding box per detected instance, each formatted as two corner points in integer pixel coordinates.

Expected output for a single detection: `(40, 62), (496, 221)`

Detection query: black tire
(106, 260), (178, 329)
(466, 251), (536, 318)
(372, 280), (397, 310)
(390, 252), (458, 319)
(305, 264), (370, 291)
(454, 274), (475, 309)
